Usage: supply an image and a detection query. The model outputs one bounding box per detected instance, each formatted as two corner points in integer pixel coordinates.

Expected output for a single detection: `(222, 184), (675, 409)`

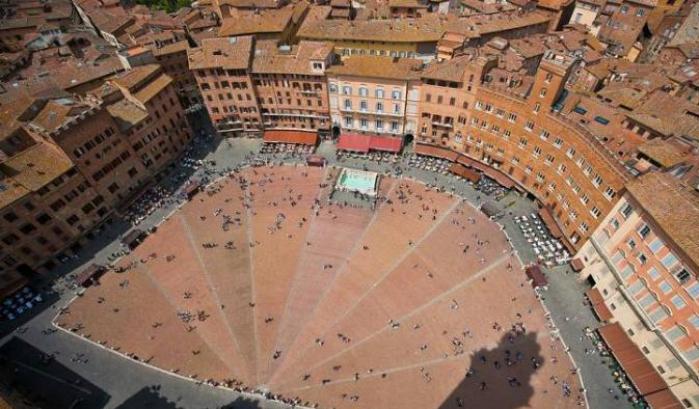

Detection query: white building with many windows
(326, 56), (422, 138)
(576, 172), (699, 408)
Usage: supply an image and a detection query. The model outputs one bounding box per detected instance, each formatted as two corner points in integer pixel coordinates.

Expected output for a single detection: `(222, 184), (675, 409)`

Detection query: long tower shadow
(439, 331), (544, 409)
(115, 386), (265, 409)
(0, 337), (110, 409)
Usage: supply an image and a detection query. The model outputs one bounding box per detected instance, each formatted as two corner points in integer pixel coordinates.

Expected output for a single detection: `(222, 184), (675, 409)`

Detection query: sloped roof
(187, 36), (253, 70)
(627, 92), (699, 139)
(422, 54), (473, 82)
(252, 40), (333, 75)
(637, 138), (688, 168)
(220, 4), (305, 36)
(111, 64), (161, 91)
(327, 55), (423, 80)
(626, 172), (699, 270)
(31, 99), (87, 132)
(297, 14), (446, 43)
(132, 74), (173, 104)
(0, 141), (74, 208)
(107, 99), (148, 131)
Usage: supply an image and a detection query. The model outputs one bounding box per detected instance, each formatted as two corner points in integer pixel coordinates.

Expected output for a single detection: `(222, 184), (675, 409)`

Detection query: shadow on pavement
(114, 386), (181, 409)
(0, 112), (220, 339)
(0, 336), (110, 409)
(115, 385), (265, 409)
(439, 331), (543, 409)
(221, 396), (267, 409)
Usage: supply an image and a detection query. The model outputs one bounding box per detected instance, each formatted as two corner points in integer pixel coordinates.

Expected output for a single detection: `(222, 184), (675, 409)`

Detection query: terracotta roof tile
(422, 54), (473, 82)
(220, 4), (306, 36)
(132, 74), (173, 104)
(0, 141), (73, 208)
(326, 55), (423, 80)
(31, 99), (89, 132)
(0, 94), (39, 141)
(536, 0), (573, 10)
(562, 94), (635, 157)
(252, 40), (333, 75)
(220, 0), (284, 8)
(297, 14), (447, 43)
(460, 0), (515, 14)
(187, 36), (253, 70)
(628, 92), (699, 140)
(636, 138), (688, 168)
(88, 8), (134, 34)
(107, 99), (148, 131)
(112, 64), (161, 91)
(151, 40), (189, 56)
(390, 0), (429, 8)
(0, 175), (30, 209)
(626, 172), (699, 270)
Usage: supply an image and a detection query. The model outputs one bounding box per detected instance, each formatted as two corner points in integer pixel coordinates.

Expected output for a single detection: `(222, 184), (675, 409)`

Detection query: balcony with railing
(339, 106), (403, 117)
(478, 83), (632, 182)
(431, 116), (454, 129)
(590, 237), (699, 383)
(262, 111), (328, 120)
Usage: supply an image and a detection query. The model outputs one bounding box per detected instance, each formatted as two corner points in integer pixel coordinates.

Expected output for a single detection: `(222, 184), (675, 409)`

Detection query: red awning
(455, 156), (515, 188)
(525, 264), (547, 288)
(457, 155), (488, 172)
(598, 323), (684, 409)
(538, 206), (564, 239)
(585, 287), (613, 322)
(370, 135), (403, 153)
(449, 163), (480, 183)
(122, 229), (146, 249)
(184, 180), (201, 199)
(646, 391), (687, 409)
(338, 133), (371, 153)
(570, 258), (585, 272)
(263, 130), (318, 145)
(586, 287), (605, 305)
(483, 168), (515, 189)
(338, 134), (404, 153)
(306, 154), (326, 167)
(75, 264), (105, 287)
(414, 143), (459, 162)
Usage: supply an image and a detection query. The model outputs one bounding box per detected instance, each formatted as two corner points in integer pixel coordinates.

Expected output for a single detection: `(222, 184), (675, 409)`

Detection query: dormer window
(312, 62), (323, 71)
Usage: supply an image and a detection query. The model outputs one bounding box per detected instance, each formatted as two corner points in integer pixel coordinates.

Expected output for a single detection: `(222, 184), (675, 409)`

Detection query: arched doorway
(332, 125), (341, 139)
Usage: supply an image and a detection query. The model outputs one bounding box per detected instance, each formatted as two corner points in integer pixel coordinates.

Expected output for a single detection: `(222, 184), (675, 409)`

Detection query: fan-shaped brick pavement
(56, 165), (584, 409)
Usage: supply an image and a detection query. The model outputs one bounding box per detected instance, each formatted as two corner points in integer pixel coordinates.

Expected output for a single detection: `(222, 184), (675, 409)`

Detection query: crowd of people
(259, 143), (316, 157)
(41, 138), (594, 409)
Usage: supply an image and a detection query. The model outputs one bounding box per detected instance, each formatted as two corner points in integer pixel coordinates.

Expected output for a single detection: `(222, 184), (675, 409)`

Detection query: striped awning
(598, 323), (684, 409)
(585, 287), (613, 322)
(449, 163), (480, 183)
(338, 133), (403, 153)
(414, 143), (459, 161)
(263, 130), (318, 145)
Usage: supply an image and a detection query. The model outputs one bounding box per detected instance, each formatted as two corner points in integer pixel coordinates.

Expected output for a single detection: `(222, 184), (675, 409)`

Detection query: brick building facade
(0, 139), (104, 295)
(190, 36), (333, 137)
(188, 36), (262, 136)
(416, 51), (631, 250)
(252, 41), (333, 135)
(327, 55), (422, 139)
(0, 65), (191, 296)
(576, 172), (699, 408)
